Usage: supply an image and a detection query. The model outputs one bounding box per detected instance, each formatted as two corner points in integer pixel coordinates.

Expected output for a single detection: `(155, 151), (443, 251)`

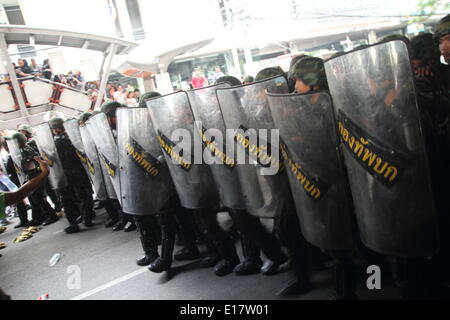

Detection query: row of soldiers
(3, 16), (450, 300)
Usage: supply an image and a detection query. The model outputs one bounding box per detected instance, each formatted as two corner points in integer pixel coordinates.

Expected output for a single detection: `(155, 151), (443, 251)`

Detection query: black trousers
(193, 208), (239, 262)
(229, 209), (286, 263)
(275, 198), (309, 280)
(58, 185), (83, 225)
(73, 184), (95, 221)
(29, 184), (56, 222)
(46, 179), (62, 212)
(16, 201), (29, 225)
(134, 215), (160, 255)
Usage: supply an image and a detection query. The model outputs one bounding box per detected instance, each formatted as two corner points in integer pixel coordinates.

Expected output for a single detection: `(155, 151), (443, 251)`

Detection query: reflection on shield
(146, 91), (220, 209)
(216, 76), (292, 219)
(117, 107), (175, 215)
(79, 125), (109, 201)
(325, 40), (438, 257)
(64, 119), (95, 182)
(6, 139), (27, 185)
(268, 91), (353, 251)
(86, 113), (122, 204)
(187, 84), (246, 210)
(34, 123), (68, 190)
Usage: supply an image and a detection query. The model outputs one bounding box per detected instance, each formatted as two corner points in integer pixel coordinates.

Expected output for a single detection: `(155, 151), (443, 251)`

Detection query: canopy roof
(0, 25), (138, 54)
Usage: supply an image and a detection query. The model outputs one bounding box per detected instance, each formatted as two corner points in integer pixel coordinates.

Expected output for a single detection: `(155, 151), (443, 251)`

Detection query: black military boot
(135, 215), (160, 266)
(213, 237), (240, 277)
(65, 224), (81, 234)
(137, 238), (159, 266)
(148, 235), (175, 273)
(112, 219), (127, 231)
(104, 199), (119, 228)
(15, 203), (29, 229)
(174, 246), (201, 261)
(234, 235), (263, 276)
(148, 213), (176, 273)
(276, 249), (312, 296)
(330, 258), (357, 300)
(199, 239), (220, 267)
(124, 218), (137, 232)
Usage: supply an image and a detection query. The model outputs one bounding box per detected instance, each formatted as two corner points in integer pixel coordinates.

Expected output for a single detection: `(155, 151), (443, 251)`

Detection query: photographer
(9, 133), (58, 227)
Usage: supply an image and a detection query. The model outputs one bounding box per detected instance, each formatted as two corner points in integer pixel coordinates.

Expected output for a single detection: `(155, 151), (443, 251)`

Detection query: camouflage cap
(434, 14), (450, 42)
(215, 76), (242, 86)
(11, 132), (28, 145)
(48, 117), (65, 129)
(101, 101), (123, 118)
(138, 91), (162, 108)
(79, 112), (93, 124)
(243, 76), (254, 84)
(290, 56), (327, 88)
(18, 124), (32, 134)
(255, 66), (285, 82)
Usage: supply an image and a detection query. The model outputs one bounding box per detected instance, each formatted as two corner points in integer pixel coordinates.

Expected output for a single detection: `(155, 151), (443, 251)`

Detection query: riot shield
(64, 119), (93, 181)
(145, 91), (220, 209)
(324, 40), (438, 257)
(79, 125), (108, 201)
(187, 84), (246, 210)
(216, 76), (291, 218)
(6, 138), (27, 185)
(267, 91), (353, 251)
(86, 113), (121, 203)
(34, 123), (68, 190)
(117, 107), (175, 215)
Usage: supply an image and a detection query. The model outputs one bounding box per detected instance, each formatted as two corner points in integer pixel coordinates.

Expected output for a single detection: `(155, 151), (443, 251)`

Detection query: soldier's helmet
(434, 14), (450, 43)
(48, 117), (65, 129)
(243, 76), (254, 84)
(290, 56), (328, 89)
(215, 76), (242, 86)
(18, 124), (32, 135)
(255, 66), (285, 82)
(101, 101), (124, 118)
(138, 91), (162, 108)
(78, 112), (93, 124)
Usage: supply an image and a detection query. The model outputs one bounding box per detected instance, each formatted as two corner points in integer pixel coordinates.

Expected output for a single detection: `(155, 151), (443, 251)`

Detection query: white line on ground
(70, 268), (148, 300)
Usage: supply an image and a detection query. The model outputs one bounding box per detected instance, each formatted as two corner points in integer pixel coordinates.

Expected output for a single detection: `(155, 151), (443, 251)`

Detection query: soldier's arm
(4, 157), (49, 206)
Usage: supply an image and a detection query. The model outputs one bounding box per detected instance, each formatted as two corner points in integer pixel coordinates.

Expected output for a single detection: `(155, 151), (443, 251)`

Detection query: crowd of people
(0, 15), (449, 301)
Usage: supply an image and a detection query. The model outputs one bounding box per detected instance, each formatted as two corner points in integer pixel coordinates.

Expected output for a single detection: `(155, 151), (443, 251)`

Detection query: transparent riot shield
(216, 76), (291, 218)
(64, 119), (93, 181)
(268, 91), (353, 251)
(6, 138), (27, 185)
(117, 107), (175, 215)
(79, 125), (108, 201)
(145, 91), (220, 209)
(324, 40), (438, 257)
(34, 123), (68, 190)
(187, 84), (246, 210)
(86, 113), (121, 203)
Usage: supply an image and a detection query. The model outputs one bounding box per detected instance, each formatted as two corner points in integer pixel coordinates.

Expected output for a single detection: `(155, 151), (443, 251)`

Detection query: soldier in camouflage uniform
(48, 118), (95, 234)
